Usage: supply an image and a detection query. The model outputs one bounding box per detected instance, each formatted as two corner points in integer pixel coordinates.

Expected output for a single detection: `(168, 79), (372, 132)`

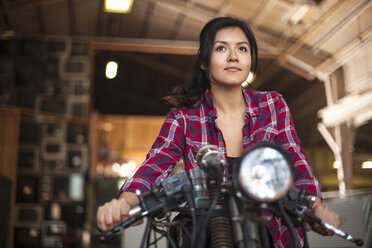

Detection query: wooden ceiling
(1, 0), (372, 148)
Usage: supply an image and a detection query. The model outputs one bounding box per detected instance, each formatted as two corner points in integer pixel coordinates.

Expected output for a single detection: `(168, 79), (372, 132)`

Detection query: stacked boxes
(1, 37), (91, 248)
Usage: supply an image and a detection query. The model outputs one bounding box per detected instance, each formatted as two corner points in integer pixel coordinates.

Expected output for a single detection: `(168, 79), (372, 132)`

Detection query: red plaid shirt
(119, 88), (321, 248)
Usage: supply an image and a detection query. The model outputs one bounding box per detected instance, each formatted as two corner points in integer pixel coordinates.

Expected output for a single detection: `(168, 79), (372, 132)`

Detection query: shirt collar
(242, 88), (259, 117)
(203, 89), (218, 119)
(203, 88), (259, 118)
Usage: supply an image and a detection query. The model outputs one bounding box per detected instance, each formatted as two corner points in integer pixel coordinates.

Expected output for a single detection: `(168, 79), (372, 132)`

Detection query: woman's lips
(224, 66), (241, 71)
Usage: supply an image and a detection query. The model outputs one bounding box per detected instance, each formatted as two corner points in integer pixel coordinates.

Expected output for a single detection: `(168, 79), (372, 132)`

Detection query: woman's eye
(239, 47), (248, 52)
(216, 46), (226, 51)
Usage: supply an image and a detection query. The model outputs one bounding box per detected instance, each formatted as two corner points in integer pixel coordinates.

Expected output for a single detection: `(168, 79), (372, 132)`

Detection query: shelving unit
(0, 37), (92, 248)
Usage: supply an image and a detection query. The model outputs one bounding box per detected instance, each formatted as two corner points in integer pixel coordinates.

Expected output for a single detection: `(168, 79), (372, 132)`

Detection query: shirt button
(244, 136), (248, 140)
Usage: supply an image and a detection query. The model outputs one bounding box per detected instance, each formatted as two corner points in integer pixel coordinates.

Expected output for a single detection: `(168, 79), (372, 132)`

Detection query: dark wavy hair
(164, 17), (258, 108)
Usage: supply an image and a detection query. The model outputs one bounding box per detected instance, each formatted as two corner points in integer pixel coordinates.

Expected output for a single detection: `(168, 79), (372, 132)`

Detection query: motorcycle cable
(301, 222), (310, 248)
(140, 218), (151, 248)
(183, 186), (197, 247)
(277, 199), (299, 248)
(149, 217), (178, 248)
(142, 185), (196, 248)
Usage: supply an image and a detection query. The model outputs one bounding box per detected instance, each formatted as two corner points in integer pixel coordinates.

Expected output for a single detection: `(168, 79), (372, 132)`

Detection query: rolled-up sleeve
(274, 93), (322, 198)
(118, 108), (185, 196)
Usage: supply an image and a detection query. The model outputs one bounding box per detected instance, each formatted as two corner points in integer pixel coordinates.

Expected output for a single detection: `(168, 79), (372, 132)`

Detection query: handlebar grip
(99, 215), (143, 240)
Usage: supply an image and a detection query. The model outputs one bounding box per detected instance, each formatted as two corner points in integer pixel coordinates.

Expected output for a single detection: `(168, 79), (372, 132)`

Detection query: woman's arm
(274, 93), (340, 234)
(274, 92), (321, 198)
(118, 108), (185, 195)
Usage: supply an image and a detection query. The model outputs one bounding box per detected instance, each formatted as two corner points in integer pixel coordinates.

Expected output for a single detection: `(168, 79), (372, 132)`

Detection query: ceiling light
(333, 160), (341, 169)
(290, 4), (310, 25)
(104, 0), (134, 13)
(362, 161), (372, 169)
(105, 61), (118, 79)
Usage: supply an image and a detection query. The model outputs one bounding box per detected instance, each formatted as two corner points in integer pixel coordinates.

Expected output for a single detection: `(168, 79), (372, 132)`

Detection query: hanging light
(104, 0), (134, 13)
(241, 72), (255, 88)
(105, 61), (118, 79)
(333, 160), (341, 169)
(361, 161), (372, 169)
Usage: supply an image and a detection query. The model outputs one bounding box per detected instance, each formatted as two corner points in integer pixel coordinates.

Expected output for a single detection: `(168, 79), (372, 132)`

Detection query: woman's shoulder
(169, 101), (207, 114)
(244, 89), (284, 103)
(167, 104), (206, 120)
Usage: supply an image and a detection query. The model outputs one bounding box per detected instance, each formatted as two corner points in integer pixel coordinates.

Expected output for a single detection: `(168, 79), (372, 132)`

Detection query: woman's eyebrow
(214, 40), (250, 45)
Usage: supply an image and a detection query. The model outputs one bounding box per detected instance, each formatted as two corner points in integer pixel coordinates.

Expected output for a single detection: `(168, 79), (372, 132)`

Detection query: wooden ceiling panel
(176, 16), (204, 41)
(194, 0), (226, 12)
(43, 1), (70, 35)
(319, 20), (364, 55)
(146, 5), (180, 39)
(119, 1), (150, 38)
(304, 0), (368, 51)
(0, 0), (370, 149)
(361, 5), (372, 25)
(258, 3), (290, 36)
(10, 7), (40, 35)
(228, 1), (263, 20)
(75, 0), (100, 36)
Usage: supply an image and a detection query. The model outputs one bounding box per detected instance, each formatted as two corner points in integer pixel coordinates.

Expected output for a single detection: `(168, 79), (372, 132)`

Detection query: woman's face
(207, 27), (251, 88)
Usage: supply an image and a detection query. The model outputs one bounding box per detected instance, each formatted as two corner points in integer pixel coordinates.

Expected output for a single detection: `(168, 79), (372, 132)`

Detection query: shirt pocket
(251, 124), (279, 143)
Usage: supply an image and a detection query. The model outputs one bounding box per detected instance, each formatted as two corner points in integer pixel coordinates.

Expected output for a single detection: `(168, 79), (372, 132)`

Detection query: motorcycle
(98, 142), (364, 248)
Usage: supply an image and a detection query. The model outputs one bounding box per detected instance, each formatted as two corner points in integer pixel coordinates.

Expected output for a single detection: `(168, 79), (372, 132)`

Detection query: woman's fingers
(97, 198), (131, 232)
(311, 204), (340, 236)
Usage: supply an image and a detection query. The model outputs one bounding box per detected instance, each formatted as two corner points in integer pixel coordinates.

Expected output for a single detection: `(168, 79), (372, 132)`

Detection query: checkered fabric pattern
(119, 88), (321, 248)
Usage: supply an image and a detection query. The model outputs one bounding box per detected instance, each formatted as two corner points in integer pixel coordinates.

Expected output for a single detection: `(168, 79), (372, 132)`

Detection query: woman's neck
(210, 86), (245, 116)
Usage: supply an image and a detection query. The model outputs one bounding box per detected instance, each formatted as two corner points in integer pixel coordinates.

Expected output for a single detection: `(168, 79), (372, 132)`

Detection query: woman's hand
(96, 191), (142, 232)
(306, 196), (340, 236)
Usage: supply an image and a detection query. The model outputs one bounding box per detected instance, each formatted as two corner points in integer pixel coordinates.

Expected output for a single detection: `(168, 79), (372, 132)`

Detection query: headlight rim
(233, 142), (294, 203)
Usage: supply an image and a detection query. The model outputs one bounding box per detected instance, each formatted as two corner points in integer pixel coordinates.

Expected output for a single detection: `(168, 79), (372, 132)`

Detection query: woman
(97, 17), (339, 247)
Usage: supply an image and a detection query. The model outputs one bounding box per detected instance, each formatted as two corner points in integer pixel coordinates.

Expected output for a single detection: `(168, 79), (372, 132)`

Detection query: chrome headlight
(234, 143), (293, 202)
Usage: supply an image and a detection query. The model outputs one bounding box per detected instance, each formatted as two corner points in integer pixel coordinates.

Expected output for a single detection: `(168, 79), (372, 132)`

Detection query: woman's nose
(228, 51), (238, 62)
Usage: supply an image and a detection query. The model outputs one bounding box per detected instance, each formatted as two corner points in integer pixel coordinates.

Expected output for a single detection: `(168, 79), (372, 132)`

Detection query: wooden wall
(93, 114), (165, 177)
(0, 105), (20, 248)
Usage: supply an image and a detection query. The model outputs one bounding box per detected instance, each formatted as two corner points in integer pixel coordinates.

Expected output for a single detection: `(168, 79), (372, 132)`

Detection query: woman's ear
(200, 63), (206, 70)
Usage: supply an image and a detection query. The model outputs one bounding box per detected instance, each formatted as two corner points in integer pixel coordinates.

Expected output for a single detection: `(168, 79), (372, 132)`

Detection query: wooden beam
(92, 39), (198, 55)
(250, 0), (279, 30)
(68, 0), (76, 36)
(339, 123), (354, 191)
(278, 59), (315, 81)
(36, 5), (46, 35)
(0, 104), (89, 124)
(314, 26), (372, 79)
(154, 0), (214, 23)
(139, 1), (155, 38)
(317, 68), (356, 196)
(311, 0), (372, 53)
(280, 1), (341, 56)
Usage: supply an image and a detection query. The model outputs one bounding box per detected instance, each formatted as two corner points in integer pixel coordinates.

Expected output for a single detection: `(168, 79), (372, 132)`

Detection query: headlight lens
(236, 143), (293, 202)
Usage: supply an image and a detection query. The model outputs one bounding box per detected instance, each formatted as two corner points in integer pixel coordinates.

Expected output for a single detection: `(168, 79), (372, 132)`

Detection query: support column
(339, 123), (354, 190)
(318, 68), (354, 197)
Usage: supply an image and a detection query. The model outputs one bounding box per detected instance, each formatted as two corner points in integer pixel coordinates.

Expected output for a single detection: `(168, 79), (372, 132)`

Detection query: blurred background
(0, 0), (371, 247)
